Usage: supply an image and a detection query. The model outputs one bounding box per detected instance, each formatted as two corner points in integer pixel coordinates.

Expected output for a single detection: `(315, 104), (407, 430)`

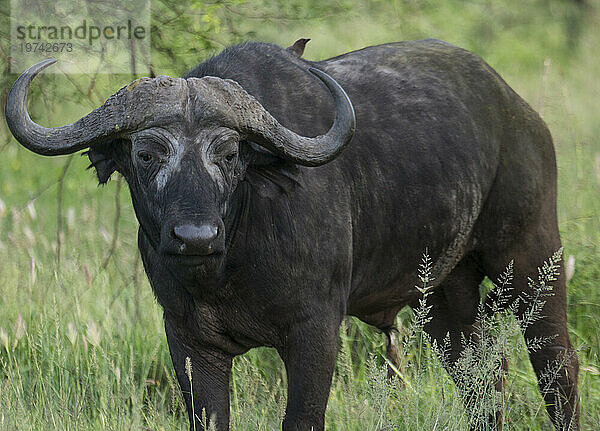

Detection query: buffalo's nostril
(173, 224), (219, 255)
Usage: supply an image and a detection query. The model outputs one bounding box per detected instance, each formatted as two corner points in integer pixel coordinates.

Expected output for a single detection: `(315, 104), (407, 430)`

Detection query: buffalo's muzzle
(172, 223), (222, 256)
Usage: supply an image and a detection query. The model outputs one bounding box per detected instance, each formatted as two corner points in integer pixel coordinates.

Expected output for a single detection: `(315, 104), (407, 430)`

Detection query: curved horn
(194, 67), (356, 167)
(6, 59), (108, 155)
(249, 67), (355, 166)
(4, 60), (186, 156)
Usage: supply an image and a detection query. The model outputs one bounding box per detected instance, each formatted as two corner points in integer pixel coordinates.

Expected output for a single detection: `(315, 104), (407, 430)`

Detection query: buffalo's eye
(137, 150), (154, 164)
(224, 152), (237, 164)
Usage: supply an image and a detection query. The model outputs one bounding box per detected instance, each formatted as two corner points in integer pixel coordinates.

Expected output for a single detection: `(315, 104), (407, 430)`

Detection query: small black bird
(286, 38), (310, 57)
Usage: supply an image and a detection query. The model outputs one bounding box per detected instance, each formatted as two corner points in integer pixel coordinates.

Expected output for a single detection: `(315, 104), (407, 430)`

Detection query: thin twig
(56, 155), (74, 270)
(101, 175), (122, 269)
(85, 49), (104, 101)
(223, 4), (342, 21)
(537, 58), (551, 117)
(133, 250), (142, 324)
(130, 37), (137, 77)
(19, 180), (60, 211)
(0, 140), (10, 154)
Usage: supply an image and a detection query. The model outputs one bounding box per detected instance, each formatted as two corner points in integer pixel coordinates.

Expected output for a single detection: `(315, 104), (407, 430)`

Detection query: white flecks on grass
(29, 257), (36, 288)
(186, 356), (197, 431)
(0, 197), (6, 218)
(26, 201), (36, 220)
(66, 322), (77, 346)
(98, 226), (111, 243)
(23, 225), (35, 246)
(86, 320), (102, 347)
(0, 327), (9, 351)
(12, 314), (26, 349)
(66, 207), (76, 230)
(566, 255), (575, 282)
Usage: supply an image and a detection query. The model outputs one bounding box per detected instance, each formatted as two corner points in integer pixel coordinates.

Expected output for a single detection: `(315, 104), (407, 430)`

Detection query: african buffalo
(5, 39), (578, 430)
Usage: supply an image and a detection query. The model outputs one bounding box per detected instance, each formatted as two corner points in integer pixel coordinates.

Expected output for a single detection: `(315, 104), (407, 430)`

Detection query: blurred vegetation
(0, 0), (599, 430)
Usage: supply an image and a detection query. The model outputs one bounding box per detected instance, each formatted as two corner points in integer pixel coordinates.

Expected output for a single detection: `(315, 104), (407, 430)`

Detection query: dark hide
(88, 40), (577, 430)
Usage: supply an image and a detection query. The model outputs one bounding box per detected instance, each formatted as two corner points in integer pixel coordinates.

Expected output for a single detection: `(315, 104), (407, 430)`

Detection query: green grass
(1, 1), (600, 430)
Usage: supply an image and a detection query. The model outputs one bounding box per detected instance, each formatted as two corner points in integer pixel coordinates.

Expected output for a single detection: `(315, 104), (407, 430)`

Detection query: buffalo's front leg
(279, 320), (340, 431)
(165, 319), (233, 431)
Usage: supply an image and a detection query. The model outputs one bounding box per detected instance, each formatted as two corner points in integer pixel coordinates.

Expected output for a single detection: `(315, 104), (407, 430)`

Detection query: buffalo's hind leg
(423, 257), (505, 430)
(481, 231), (579, 430)
(383, 325), (403, 379)
(359, 308), (404, 380)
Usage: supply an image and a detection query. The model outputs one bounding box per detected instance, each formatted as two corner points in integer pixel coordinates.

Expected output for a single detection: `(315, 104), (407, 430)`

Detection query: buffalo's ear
(243, 141), (302, 197)
(245, 142), (285, 167)
(85, 141), (118, 184)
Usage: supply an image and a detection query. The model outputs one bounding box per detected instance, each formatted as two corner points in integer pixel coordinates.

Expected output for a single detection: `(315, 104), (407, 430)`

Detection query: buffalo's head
(5, 59), (355, 279)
